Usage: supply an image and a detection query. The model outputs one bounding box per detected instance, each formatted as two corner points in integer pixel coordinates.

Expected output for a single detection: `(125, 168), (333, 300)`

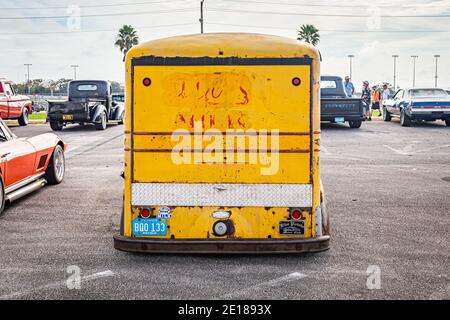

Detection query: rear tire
(118, 111), (125, 125)
(445, 120), (450, 126)
(95, 112), (107, 130)
(0, 174), (5, 216)
(349, 120), (362, 128)
(383, 107), (392, 121)
(400, 109), (411, 127)
(45, 145), (65, 185)
(50, 121), (63, 131)
(18, 108), (29, 126)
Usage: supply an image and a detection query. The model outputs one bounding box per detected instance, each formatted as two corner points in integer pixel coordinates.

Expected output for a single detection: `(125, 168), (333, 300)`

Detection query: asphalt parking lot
(0, 119), (448, 300)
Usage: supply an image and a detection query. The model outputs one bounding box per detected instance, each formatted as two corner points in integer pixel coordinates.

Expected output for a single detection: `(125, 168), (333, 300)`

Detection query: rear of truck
(47, 80), (110, 130)
(114, 33), (329, 253)
(320, 76), (365, 127)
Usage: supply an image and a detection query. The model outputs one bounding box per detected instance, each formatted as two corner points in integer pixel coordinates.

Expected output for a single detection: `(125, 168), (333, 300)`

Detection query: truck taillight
(140, 208), (151, 218)
(290, 208), (302, 220)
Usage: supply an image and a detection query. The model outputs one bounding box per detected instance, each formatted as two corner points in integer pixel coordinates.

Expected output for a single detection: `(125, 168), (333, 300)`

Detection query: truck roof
(126, 33), (320, 60)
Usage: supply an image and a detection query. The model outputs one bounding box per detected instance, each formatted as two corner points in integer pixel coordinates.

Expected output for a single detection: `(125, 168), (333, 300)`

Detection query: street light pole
(70, 65), (79, 80)
(434, 55), (440, 88)
(347, 55), (354, 80)
(24, 63), (32, 95)
(392, 55), (399, 90)
(200, 0), (205, 34)
(411, 55), (418, 87)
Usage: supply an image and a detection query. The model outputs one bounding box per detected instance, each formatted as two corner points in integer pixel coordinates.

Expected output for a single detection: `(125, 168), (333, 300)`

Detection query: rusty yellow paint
(130, 207), (312, 239)
(123, 33), (321, 241)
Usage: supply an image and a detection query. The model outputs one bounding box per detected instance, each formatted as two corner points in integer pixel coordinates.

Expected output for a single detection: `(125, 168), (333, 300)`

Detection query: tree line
(13, 79), (124, 96)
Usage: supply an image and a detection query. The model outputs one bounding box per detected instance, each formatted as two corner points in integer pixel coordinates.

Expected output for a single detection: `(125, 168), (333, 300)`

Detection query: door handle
(1, 152), (11, 158)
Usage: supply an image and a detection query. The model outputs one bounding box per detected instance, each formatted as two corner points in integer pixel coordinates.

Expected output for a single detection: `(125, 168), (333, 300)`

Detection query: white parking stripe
(0, 270), (115, 299)
(221, 272), (307, 299)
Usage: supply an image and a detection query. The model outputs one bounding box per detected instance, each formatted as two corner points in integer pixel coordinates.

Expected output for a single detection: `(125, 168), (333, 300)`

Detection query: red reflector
(291, 209), (302, 219)
(140, 208), (151, 218)
(143, 78), (151, 87)
(292, 77), (301, 86)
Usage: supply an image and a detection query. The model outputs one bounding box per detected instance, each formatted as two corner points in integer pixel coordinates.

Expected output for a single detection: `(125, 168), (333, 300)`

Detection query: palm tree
(115, 25), (139, 62)
(297, 24), (320, 46)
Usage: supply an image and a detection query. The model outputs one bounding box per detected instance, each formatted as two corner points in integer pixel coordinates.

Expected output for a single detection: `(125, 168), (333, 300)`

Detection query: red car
(0, 119), (67, 214)
(0, 78), (33, 126)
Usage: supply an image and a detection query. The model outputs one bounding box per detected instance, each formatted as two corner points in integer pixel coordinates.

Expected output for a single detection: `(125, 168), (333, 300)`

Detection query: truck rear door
(131, 58), (313, 186)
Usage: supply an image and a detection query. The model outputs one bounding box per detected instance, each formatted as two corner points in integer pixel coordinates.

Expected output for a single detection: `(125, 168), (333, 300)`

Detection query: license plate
(132, 218), (167, 236)
(334, 117), (345, 123)
(62, 114), (73, 120)
(279, 220), (305, 235)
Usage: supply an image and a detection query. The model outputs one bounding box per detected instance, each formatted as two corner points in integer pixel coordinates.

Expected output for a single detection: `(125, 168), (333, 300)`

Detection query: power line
(1, 0), (187, 10)
(0, 7), (196, 20)
(206, 7), (450, 18)
(0, 22), (197, 36)
(208, 22), (450, 32)
(221, 0), (450, 9)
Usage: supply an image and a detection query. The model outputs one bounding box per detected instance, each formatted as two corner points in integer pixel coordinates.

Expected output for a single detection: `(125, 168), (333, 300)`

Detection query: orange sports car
(0, 118), (67, 214)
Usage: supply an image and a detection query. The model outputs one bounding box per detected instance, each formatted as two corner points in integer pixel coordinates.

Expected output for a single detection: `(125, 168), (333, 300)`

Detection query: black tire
(383, 106), (392, 121)
(45, 145), (65, 185)
(95, 112), (107, 130)
(118, 111), (125, 125)
(349, 120), (362, 128)
(0, 174), (5, 216)
(445, 120), (450, 126)
(18, 108), (29, 126)
(50, 121), (63, 131)
(400, 109), (411, 127)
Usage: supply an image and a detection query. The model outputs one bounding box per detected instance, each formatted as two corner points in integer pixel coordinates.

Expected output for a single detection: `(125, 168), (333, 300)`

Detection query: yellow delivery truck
(114, 33), (330, 253)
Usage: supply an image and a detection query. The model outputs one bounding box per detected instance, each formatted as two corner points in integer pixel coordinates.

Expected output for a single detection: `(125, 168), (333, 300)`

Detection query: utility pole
(71, 65), (79, 80)
(200, 0), (205, 34)
(411, 55), (418, 87)
(347, 55), (354, 80)
(392, 55), (399, 90)
(434, 55), (440, 88)
(24, 63), (32, 95)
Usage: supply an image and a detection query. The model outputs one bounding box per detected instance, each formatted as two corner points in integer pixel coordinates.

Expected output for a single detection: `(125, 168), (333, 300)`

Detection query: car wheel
(95, 112), (107, 130)
(118, 111), (125, 125)
(383, 107), (392, 121)
(50, 120), (63, 131)
(400, 109), (411, 127)
(445, 120), (450, 126)
(45, 145), (65, 185)
(349, 120), (362, 128)
(0, 174), (5, 216)
(18, 108), (29, 126)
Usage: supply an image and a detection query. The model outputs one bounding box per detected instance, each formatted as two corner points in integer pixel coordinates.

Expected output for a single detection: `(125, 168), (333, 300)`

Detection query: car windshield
(409, 89), (449, 97)
(113, 95), (125, 102)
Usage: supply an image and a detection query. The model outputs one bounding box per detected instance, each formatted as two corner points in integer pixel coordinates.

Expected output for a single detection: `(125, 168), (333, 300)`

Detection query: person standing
(344, 76), (355, 97)
(371, 85), (381, 117)
(381, 84), (390, 116)
(361, 80), (372, 120)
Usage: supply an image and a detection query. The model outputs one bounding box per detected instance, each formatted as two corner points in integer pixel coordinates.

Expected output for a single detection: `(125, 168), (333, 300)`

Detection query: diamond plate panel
(131, 183), (312, 207)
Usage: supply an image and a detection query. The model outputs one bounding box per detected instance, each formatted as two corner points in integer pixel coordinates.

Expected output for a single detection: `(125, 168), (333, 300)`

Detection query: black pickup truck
(47, 80), (125, 131)
(321, 76), (366, 128)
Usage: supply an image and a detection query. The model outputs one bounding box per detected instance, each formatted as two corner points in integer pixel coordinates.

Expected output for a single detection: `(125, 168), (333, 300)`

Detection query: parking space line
(0, 270), (115, 300)
(221, 272), (307, 299)
(384, 144), (450, 156)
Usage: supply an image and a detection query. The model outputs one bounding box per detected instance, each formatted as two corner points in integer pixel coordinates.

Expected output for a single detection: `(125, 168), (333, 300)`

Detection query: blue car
(382, 88), (450, 127)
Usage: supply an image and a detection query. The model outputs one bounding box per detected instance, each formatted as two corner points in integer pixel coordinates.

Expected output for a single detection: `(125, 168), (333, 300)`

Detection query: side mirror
(112, 101), (118, 107)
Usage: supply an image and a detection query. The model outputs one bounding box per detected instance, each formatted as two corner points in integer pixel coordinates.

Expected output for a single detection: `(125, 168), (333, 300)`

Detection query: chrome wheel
(54, 147), (65, 182)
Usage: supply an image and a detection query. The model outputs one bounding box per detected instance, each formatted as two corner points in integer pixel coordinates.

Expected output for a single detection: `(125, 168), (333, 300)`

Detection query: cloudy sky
(1, 0), (449, 90)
